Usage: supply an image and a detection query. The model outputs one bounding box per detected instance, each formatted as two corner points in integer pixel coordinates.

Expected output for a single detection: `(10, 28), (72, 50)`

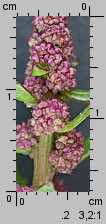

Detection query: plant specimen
(16, 16), (90, 192)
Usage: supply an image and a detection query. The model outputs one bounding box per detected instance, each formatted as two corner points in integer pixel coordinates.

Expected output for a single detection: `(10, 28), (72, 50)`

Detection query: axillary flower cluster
(16, 16), (85, 191)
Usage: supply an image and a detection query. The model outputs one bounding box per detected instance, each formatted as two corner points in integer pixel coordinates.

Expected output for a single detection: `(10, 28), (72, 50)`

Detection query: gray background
(16, 16), (90, 192)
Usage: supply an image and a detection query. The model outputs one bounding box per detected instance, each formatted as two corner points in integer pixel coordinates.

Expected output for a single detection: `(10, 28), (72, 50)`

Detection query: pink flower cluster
(46, 61), (76, 94)
(49, 129), (85, 174)
(16, 184), (34, 192)
(25, 16), (76, 95)
(31, 99), (70, 136)
(24, 76), (48, 100)
(16, 119), (37, 150)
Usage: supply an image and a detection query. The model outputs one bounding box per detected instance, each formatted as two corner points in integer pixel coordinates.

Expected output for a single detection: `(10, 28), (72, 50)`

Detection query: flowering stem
(32, 134), (54, 189)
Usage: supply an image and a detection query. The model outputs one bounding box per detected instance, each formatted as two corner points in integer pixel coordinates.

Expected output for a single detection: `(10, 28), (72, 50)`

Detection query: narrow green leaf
(62, 89), (90, 104)
(38, 183), (55, 192)
(58, 105), (90, 133)
(16, 146), (30, 155)
(16, 82), (39, 104)
(32, 66), (49, 77)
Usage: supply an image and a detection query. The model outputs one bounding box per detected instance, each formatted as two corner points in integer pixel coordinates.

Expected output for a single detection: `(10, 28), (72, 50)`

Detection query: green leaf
(32, 66), (49, 77)
(58, 105), (90, 133)
(16, 82), (39, 104)
(62, 89), (90, 104)
(38, 183), (55, 192)
(81, 136), (90, 162)
(16, 146), (30, 155)
(16, 167), (28, 186)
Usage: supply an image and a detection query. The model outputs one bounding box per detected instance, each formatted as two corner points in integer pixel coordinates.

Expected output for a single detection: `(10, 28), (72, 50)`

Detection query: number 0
(7, 195), (11, 202)
(20, 198), (24, 205)
(82, 3), (86, 10)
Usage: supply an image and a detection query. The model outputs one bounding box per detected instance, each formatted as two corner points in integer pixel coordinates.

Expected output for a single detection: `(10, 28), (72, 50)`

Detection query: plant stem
(32, 134), (54, 189)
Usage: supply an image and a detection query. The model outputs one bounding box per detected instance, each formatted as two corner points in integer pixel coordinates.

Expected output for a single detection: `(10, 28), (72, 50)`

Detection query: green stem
(32, 134), (54, 189)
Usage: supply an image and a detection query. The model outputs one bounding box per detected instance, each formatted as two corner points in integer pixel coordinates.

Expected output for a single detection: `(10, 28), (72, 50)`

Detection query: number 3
(79, 211), (84, 219)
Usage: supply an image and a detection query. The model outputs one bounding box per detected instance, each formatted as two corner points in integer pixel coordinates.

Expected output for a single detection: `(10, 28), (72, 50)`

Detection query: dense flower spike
(24, 76), (48, 100)
(16, 184), (34, 192)
(31, 99), (70, 136)
(26, 16), (76, 94)
(16, 119), (37, 150)
(49, 129), (85, 174)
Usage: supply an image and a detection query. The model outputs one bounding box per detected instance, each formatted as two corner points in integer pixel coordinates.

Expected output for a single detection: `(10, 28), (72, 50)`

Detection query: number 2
(63, 211), (70, 219)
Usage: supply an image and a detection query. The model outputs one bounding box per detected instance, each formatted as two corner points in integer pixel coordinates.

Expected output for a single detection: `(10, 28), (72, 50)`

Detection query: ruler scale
(0, 0), (106, 223)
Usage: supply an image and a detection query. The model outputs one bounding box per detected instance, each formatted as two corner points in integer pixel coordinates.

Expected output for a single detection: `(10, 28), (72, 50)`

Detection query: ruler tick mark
(16, 192), (18, 206)
(90, 117), (104, 120)
(90, 169), (98, 172)
(90, 67), (98, 69)
(10, 36), (16, 39)
(6, 89), (16, 91)
(67, 192), (69, 200)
